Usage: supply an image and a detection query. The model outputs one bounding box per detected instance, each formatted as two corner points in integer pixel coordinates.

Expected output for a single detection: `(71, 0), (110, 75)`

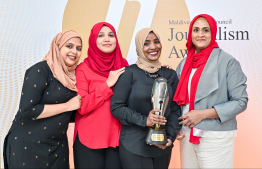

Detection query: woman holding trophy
(174, 14), (248, 168)
(111, 28), (181, 169)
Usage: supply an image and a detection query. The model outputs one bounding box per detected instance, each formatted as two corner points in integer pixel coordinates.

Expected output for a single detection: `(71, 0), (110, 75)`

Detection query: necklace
(144, 71), (159, 78)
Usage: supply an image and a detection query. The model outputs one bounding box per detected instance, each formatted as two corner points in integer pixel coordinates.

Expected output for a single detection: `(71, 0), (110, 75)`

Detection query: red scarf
(84, 22), (128, 77)
(173, 14), (219, 144)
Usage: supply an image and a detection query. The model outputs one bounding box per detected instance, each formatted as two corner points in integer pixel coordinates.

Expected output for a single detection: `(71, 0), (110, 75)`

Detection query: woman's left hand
(178, 110), (205, 128)
(154, 139), (172, 150)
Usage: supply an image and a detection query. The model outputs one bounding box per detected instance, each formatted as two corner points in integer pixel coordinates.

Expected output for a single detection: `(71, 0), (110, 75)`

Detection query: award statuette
(145, 77), (169, 145)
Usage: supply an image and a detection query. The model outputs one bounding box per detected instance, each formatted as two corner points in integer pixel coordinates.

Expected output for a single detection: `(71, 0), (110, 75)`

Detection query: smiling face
(191, 18), (212, 53)
(60, 37), (82, 67)
(143, 32), (162, 61)
(96, 26), (116, 53)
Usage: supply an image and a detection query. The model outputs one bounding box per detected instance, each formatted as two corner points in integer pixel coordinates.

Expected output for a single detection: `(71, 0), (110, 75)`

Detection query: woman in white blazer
(173, 14), (248, 168)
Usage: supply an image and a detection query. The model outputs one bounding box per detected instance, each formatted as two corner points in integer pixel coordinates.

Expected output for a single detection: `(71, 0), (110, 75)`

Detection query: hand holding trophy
(145, 77), (169, 145)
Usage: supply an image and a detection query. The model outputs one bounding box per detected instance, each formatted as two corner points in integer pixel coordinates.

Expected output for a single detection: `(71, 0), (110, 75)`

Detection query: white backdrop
(1, 0), (261, 168)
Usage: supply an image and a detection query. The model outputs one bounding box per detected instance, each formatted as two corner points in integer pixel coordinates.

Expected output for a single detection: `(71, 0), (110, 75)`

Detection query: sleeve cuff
(98, 82), (114, 98)
(167, 135), (175, 143)
(22, 104), (45, 120)
(213, 104), (225, 124)
(142, 116), (147, 127)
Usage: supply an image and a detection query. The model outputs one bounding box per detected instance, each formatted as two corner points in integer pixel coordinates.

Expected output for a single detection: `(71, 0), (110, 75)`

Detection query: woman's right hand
(146, 109), (167, 127)
(106, 67), (125, 88)
(65, 95), (82, 111)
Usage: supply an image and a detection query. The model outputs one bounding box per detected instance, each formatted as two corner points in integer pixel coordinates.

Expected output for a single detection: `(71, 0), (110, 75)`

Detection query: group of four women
(3, 14), (248, 169)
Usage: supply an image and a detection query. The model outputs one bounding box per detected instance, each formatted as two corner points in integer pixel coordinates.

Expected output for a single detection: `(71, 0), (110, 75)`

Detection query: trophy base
(145, 128), (167, 145)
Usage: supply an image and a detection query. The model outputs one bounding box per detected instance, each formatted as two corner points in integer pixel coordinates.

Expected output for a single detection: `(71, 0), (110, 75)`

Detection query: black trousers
(73, 134), (122, 169)
(119, 142), (171, 169)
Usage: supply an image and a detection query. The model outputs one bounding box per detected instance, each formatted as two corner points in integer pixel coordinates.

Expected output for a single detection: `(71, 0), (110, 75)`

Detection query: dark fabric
(173, 14), (219, 145)
(111, 64), (181, 157)
(3, 133), (10, 169)
(84, 22), (128, 77)
(73, 134), (122, 169)
(3, 61), (76, 168)
(119, 141), (171, 169)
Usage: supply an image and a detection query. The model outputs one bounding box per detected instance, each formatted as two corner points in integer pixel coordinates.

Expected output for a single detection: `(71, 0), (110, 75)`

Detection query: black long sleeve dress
(111, 64), (181, 158)
(3, 61), (76, 169)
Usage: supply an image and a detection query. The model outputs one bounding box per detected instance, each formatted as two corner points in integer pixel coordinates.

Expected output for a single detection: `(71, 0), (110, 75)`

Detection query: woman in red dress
(73, 22), (128, 169)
